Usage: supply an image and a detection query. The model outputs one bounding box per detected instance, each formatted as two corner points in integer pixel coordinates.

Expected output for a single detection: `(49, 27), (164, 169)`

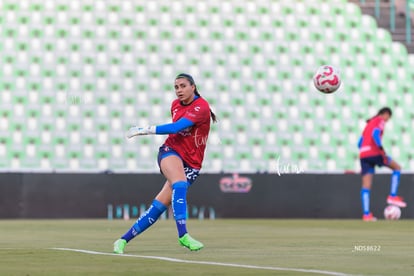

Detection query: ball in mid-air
(383, 205), (401, 220)
(313, 65), (341, 93)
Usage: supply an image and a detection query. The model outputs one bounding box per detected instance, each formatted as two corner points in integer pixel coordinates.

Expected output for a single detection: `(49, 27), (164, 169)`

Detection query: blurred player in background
(113, 73), (217, 253)
(358, 107), (407, 221)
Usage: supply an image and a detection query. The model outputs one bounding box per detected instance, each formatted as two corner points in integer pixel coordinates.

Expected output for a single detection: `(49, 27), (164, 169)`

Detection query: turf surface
(0, 219), (413, 275)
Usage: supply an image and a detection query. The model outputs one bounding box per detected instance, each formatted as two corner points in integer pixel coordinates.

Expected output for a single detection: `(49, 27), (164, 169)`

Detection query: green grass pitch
(0, 219), (413, 275)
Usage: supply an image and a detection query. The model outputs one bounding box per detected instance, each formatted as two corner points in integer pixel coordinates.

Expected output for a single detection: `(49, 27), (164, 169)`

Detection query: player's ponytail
(176, 73), (218, 123)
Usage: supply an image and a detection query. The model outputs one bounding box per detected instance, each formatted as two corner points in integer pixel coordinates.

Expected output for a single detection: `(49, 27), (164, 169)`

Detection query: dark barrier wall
(0, 173), (413, 219)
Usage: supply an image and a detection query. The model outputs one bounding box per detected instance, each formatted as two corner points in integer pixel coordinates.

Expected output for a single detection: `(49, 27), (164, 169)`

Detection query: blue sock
(361, 188), (371, 215)
(390, 170), (400, 197)
(176, 219), (187, 238)
(121, 199), (167, 242)
(172, 181), (188, 238)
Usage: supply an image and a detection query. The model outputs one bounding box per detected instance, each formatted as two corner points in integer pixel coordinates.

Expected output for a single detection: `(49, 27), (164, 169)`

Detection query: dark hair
(377, 107), (392, 116)
(175, 73), (217, 123)
(367, 107), (392, 122)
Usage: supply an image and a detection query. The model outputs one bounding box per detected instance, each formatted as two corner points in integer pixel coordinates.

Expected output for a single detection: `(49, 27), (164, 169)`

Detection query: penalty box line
(50, 247), (357, 276)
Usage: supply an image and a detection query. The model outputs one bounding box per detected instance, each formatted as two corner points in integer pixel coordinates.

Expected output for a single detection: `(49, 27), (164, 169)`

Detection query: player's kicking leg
(113, 198), (168, 254)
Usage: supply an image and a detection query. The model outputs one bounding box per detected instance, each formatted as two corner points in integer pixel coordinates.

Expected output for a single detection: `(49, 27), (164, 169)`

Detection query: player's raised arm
(126, 118), (195, 138)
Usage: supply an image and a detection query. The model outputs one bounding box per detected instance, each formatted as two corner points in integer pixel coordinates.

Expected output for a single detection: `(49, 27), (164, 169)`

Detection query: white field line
(50, 247), (359, 276)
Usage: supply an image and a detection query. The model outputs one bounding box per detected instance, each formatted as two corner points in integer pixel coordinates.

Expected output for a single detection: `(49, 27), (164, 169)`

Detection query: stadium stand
(0, 0), (412, 173)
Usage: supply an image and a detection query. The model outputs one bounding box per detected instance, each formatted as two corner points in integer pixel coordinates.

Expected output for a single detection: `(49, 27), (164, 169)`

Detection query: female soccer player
(358, 107), (407, 221)
(113, 73), (217, 253)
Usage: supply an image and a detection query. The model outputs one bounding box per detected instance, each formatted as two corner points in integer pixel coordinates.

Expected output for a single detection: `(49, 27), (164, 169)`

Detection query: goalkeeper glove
(126, 126), (156, 138)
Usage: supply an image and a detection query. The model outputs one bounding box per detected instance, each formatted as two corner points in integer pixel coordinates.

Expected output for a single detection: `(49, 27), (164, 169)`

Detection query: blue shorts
(360, 155), (391, 175)
(157, 144), (200, 185)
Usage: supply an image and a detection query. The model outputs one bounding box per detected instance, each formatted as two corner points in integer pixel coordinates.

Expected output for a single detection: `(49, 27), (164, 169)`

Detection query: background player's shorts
(360, 154), (392, 175)
(157, 144), (200, 185)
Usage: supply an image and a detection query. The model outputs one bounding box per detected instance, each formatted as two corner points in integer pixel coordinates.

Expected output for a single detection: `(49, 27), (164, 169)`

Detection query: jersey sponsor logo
(193, 128), (208, 147)
(186, 111), (197, 118)
(194, 106), (200, 112)
(178, 126), (193, 136)
(219, 173), (252, 193)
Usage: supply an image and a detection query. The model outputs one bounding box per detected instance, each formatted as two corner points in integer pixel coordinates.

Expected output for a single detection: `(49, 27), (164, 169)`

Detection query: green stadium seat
(94, 145), (109, 171)
(124, 150), (137, 171)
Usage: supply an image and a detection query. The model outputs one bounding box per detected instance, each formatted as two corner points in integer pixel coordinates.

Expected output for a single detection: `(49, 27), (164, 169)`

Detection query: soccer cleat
(113, 239), (127, 254)
(362, 213), (377, 222)
(387, 195), (407, 208)
(178, 233), (204, 251)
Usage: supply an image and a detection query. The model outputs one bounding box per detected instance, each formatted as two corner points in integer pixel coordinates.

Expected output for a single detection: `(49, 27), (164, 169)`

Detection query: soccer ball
(313, 65), (341, 93)
(384, 205), (401, 220)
